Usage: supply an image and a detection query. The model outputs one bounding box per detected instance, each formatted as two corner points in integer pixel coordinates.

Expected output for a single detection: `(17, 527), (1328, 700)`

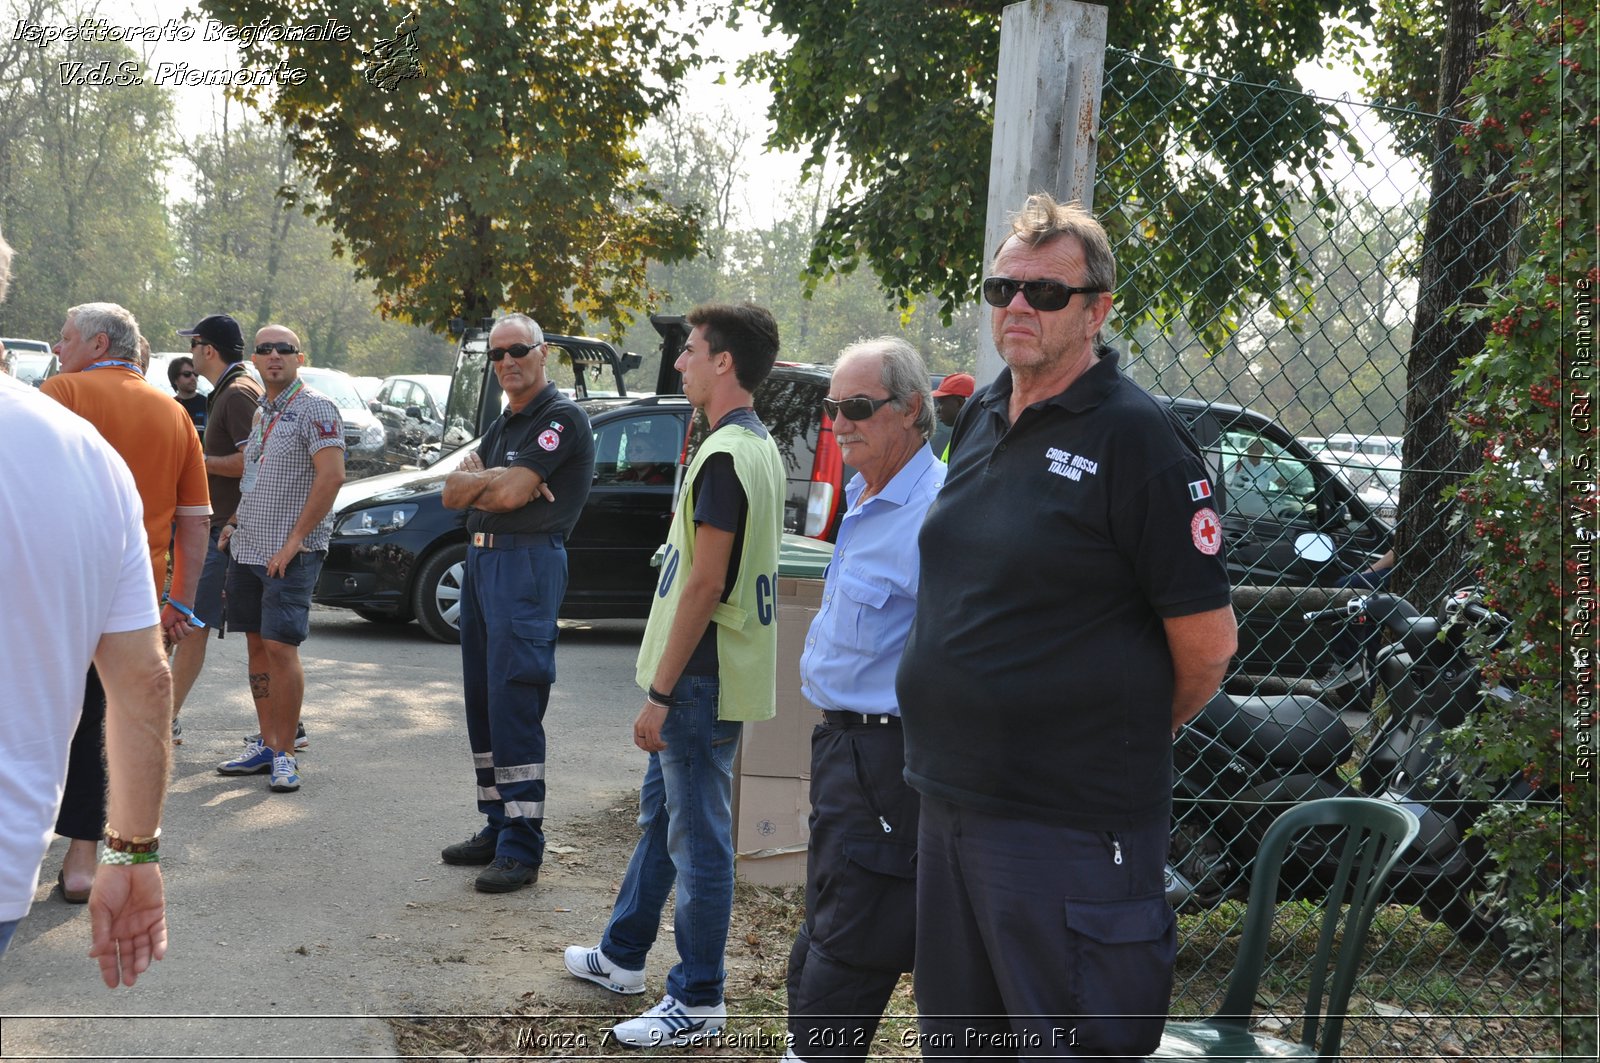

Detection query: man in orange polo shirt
(42, 302), (209, 901)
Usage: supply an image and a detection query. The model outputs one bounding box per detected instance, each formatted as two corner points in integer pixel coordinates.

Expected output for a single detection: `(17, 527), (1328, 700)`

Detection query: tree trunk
(1396, 0), (1518, 609)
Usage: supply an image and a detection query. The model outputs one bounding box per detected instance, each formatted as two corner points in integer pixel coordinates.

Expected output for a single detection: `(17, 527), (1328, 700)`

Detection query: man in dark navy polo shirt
(439, 313), (596, 893)
(896, 194), (1238, 1058)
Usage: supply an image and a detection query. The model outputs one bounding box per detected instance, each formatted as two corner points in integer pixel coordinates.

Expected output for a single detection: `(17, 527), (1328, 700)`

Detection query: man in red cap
(931, 372), (975, 462)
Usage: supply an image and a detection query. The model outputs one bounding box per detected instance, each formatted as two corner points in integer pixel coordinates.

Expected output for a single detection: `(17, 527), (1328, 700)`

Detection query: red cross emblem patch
(537, 429), (561, 452)
(1191, 508), (1222, 555)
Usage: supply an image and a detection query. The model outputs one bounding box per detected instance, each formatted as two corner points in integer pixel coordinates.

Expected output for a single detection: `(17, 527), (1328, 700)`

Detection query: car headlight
(335, 504), (418, 537)
(361, 422), (386, 449)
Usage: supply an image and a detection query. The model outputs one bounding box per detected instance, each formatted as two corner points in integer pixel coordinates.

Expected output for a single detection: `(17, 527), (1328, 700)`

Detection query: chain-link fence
(1095, 49), (1558, 1059)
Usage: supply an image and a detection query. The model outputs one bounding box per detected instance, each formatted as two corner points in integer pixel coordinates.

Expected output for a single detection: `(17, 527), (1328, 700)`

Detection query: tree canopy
(738, 0), (1373, 339)
(198, 0), (710, 335)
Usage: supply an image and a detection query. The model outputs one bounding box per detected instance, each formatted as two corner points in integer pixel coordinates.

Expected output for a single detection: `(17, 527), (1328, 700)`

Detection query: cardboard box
(734, 774), (811, 886)
(740, 577), (827, 779)
(732, 574), (826, 886)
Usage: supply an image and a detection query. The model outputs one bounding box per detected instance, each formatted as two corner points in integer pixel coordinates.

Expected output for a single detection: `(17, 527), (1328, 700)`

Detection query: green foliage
(197, 0), (709, 335)
(0, 2), (181, 341)
(1449, 2), (1598, 1051)
(737, 0), (1373, 341)
(616, 109), (982, 376)
(172, 108), (449, 371)
(1128, 193), (1418, 437)
(1358, 0), (1448, 160)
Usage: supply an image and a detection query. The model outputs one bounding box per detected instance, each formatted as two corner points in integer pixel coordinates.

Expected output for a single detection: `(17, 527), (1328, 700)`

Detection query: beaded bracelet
(100, 848), (160, 866)
(104, 827), (160, 854)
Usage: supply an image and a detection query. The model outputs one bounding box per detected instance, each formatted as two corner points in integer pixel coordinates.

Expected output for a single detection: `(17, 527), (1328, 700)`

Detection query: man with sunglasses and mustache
(897, 194), (1237, 1059)
(439, 314), (595, 894)
(216, 326), (346, 793)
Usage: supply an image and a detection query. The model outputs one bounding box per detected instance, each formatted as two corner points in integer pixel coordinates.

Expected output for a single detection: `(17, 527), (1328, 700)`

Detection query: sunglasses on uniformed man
(822, 395), (894, 421)
(981, 277), (1104, 312)
(254, 342), (300, 355)
(487, 342), (542, 362)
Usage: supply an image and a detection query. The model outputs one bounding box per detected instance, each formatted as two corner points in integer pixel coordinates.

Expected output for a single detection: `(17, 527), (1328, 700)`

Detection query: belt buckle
(471, 532), (488, 548)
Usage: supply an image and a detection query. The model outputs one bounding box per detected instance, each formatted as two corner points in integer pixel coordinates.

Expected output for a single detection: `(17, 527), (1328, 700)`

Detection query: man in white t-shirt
(0, 233), (174, 986)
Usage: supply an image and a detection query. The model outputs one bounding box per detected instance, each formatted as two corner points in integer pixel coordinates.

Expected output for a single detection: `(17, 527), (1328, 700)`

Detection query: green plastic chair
(1151, 797), (1421, 1062)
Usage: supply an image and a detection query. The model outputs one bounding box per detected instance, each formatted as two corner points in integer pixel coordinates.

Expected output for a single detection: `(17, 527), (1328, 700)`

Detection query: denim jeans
(601, 675), (742, 1006)
(0, 918), (18, 959)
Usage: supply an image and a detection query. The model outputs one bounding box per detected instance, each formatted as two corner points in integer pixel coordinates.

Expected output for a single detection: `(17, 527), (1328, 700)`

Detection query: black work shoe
(440, 831), (498, 866)
(475, 856), (538, 893)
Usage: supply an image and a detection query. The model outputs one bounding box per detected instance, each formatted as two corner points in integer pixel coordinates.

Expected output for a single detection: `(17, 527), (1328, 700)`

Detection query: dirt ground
(385, 800), (920, 1061)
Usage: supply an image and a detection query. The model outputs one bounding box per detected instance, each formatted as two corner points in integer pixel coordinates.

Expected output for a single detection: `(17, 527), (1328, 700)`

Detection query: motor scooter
(1165, 585), (1533, 939)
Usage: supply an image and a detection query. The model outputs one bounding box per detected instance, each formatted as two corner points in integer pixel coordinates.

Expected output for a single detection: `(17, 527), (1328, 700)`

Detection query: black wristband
(647, 685), (673, 706)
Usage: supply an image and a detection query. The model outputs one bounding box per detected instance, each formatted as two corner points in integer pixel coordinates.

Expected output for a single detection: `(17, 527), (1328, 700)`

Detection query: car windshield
(300, 369), (364, 410)
(10, 353), (53, 385)
(416, 376), (450, 408)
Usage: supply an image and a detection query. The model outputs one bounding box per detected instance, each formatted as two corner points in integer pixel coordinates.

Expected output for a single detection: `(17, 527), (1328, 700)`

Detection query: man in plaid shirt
(217, 325), (346, 793)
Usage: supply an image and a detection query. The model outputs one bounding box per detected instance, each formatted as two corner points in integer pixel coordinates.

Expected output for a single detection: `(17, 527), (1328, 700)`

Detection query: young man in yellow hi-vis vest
(565, 303), (785, 1047)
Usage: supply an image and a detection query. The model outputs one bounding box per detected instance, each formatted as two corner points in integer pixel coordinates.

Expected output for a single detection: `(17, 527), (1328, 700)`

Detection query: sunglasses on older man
(487, 342), (541, 362)
(822, 395), (894, 421)
(254, 342), (300, 355)
(981, 276), (1104, 312)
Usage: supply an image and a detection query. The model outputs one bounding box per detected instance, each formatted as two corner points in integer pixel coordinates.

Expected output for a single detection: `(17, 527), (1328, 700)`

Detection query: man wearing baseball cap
(169, 314), (268, 746)
(930, 372), (974, 462)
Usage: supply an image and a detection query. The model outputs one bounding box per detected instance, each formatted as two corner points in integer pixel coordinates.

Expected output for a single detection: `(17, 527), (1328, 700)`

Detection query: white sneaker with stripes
(563, 943), (645, 995)
(611, 995), (726, 1048)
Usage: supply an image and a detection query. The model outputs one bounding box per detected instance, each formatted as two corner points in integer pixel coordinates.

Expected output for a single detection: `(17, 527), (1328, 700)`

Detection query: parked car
(314, 316), (848, 641)
(350, 375), (383, 406)
(1, 337), (52, 384)
(368, 373), (451, 472)
(5, 350), (57, 387)
(297, 366), (388, 479)
(1173, 399), (1393, 677)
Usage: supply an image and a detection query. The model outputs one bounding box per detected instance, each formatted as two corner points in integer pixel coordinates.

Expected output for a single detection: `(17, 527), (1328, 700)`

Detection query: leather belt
(822, 710), (900, 727)
(469, 531), (563, 549)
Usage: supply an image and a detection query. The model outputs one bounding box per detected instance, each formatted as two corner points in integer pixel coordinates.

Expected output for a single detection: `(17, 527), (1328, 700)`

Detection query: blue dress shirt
(799, 444), (945, 716)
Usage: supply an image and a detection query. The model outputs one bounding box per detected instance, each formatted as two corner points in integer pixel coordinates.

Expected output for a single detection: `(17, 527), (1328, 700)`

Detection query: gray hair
(1001, 192), (1116, 293)
(67, 302), (141, 362)
(493, 312), (545, 346)
(0, 226), (12, 303)
(837, 336), (935, 440)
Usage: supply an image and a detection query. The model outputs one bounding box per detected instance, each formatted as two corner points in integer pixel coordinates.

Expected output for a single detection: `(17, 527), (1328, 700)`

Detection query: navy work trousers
(787, 718), (918, 1062)
(457, 535), (567, 868)
(913, 797), (1175, 1060)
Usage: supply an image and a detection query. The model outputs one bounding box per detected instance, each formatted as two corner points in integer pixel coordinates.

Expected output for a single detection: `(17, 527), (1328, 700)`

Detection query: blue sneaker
(218, 738), (273, 775)
(269, 752), (301, 792)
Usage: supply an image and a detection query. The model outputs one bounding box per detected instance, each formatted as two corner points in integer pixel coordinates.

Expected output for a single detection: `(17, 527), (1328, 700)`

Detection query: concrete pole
(976, 1), (1108, 385)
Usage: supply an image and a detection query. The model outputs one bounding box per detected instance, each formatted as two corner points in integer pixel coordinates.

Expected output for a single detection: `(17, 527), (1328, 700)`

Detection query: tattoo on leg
(250, 672), (270, 700)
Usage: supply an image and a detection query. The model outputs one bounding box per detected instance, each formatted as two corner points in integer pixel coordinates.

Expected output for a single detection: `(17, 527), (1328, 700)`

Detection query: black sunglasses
(823, 395), (894, 421)
(981, 276), (1104, 312)
(177, 370), (197, 378)
(487, 343), (540, 362)
(254, 342), (300, 355)
(188, 338), (207, 349)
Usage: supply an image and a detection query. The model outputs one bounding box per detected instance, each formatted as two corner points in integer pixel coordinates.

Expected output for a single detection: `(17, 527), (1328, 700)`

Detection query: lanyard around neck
(259, 379), (305, 450)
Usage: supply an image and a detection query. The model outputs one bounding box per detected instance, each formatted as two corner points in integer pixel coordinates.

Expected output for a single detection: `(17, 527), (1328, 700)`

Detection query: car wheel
(353, 607), (413, 625)
(413, 542), (468, 643)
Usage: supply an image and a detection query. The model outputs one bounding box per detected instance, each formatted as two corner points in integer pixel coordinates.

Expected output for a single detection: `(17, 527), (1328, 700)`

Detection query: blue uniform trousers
(914, 797), (1175, 1060)
(458, 535), (566, 867)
